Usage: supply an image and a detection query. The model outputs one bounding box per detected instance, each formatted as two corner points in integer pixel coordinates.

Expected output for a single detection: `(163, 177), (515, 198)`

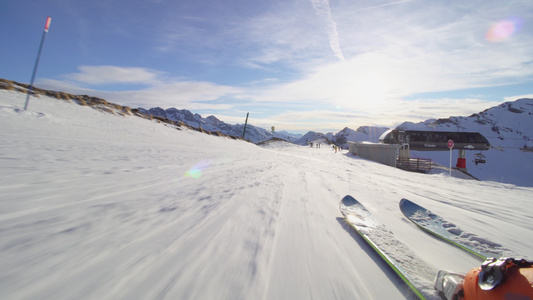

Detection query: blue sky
(1, 0), (532, 133)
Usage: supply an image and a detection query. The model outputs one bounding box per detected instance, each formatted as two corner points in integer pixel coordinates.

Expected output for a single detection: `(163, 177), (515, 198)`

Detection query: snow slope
(1, 90), (532, 299)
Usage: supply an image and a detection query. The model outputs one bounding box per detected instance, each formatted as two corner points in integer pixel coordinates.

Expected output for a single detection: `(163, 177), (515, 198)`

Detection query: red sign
(448, 140), (454, 148)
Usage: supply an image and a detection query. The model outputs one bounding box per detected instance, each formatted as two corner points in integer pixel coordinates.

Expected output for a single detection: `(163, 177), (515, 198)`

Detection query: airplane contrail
(311, 0), (346, 61)
(355, 0), (414, 12)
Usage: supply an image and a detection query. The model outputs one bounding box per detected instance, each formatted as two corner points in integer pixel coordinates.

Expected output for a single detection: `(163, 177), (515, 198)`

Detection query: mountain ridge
(137, 107), (302, 144)
(1, 78), (531, 152)
(139, 99), (532, 151)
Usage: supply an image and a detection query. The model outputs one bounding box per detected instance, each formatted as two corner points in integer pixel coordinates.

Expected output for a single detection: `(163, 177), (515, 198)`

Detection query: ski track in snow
(1, 90), (533, 299)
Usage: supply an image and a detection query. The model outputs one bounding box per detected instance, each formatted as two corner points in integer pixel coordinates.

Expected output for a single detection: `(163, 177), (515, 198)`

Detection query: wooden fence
(396, 158), (432, 173)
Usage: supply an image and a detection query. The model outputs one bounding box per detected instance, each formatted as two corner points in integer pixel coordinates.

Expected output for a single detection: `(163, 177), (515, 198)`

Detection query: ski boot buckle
(478, 257), (511, 290)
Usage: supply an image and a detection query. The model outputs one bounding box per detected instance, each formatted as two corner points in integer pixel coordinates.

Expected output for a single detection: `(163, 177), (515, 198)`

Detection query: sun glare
(486, 18), (522, 42)
(185, 160), (211, 179)
(349, 73), (389, 110)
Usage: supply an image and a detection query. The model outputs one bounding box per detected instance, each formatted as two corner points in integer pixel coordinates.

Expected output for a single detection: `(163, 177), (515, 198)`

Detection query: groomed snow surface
(1, 90), (532, 299)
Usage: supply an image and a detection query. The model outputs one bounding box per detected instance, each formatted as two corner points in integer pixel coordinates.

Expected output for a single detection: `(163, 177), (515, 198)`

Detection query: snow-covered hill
(397, 98), (533, 186)
(1, 88), (532, 300)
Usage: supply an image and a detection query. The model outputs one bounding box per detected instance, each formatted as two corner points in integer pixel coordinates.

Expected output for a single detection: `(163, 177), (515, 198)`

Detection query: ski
(399, 199), (533, 299)
(399, 198), (515, 260)
(340, 195), (440, 300)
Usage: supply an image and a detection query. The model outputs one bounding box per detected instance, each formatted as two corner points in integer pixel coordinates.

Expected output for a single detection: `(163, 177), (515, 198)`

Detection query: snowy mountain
(293, 131), (329, 145)
(326, 126), (390, 149)
(137, 107), (389, 148)
(396, 98), (533, 186)
(137, 107), (302, 143)
(137, 107), (392, 150)
(0, 78), (531, 186)
(294, 127), (390, 149)
(2, 87), (532, 300)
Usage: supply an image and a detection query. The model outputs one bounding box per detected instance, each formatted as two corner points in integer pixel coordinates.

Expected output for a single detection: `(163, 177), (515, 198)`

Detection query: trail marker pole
(448, 140), (454, 176)
(242, 112), (249, 139)
(24, 16), (52, 110)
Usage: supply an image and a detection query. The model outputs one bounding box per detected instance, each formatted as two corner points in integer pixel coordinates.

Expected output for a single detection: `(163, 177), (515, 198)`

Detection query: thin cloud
(310, 0), (345, 61)
(504, 94), (533, 102)
(354, 0), (414, 12)
(116, 81), (241, 108)
(65, 66), (162, 85)
(235, 7), (330, 68)
(38, 71), (242, 110)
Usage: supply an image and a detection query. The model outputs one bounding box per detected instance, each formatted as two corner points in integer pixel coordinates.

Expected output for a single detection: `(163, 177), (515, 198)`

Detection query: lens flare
(486, 18), (522, 43)
(185, 160), (211, 179)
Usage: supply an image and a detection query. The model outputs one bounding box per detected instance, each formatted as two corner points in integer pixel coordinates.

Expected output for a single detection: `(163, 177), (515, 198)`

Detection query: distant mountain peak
(137, 107), (302, 143)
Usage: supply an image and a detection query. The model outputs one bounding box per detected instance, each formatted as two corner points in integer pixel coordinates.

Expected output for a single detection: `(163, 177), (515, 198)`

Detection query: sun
(349, 72), (390, 109)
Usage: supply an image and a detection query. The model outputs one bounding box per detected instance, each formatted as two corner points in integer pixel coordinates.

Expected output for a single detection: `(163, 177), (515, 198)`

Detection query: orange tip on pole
(44, 17), (52, 32)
